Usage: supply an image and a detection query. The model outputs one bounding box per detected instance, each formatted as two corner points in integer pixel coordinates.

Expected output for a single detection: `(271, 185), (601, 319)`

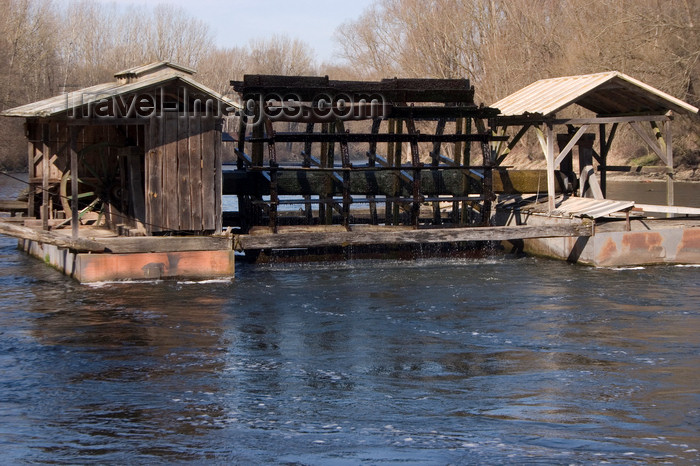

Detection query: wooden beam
(247, 132), (503, 144)
(0, 221), (105, 252)
(26, 140), (35, 218)
(630, 121), (668, 164)
(495, 114), (671, 127)
(496, 124), (530, 166)
(535, 126), (548, 158)
(96, 236), (232, 254)
(0, 200), (28, 214)
(554, 125), (590, 167)
(238, 223), (593, 250)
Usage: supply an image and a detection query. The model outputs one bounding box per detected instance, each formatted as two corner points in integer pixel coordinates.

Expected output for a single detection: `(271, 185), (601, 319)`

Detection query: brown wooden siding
(145, 112), (222, 233)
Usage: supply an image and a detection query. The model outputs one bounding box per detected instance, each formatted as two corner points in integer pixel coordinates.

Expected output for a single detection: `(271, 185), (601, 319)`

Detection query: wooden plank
(145, 117), (163, 233)
(0, 221), (105, 252)
(633, 204), (700, 215)
(163, 112), (180, 230)
(177, 114), (192, 230)
(0, 200), (28, 212)
(189, 116), (204, 230)
(238, 223), (593, 250)
(201, 116), (217, 231)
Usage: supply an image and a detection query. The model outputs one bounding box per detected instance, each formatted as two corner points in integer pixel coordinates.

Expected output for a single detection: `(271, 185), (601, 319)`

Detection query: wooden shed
(2, 61), (237, 237)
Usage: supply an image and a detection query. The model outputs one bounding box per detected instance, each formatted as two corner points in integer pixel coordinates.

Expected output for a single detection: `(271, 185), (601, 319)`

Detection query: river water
(1, 174), (699, 464)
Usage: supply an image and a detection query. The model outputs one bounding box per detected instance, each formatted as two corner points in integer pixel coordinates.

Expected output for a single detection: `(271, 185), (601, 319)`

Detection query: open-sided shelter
(490, 71), (699, 213)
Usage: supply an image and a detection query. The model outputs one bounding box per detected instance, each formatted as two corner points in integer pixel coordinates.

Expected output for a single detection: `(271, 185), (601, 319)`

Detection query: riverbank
(607, 166), (699, 182)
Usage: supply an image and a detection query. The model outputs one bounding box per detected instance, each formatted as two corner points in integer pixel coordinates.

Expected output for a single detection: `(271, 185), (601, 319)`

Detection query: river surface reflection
(1, 246), (699, 464)
(1, 174), (699, 463)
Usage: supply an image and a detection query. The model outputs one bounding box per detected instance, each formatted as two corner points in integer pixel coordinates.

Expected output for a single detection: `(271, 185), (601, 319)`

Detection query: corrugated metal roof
(524, 196), (635, 219)
(1, 66), (239, 118)
(492, 71), (699, 117)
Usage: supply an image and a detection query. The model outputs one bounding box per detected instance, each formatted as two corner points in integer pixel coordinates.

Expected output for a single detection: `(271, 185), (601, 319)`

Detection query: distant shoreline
(607, 168), (699, 183)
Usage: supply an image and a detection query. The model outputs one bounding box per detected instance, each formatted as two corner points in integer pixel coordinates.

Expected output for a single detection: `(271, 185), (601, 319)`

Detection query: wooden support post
(392, 119), (403, 225)
(26, 132), (36, 218)
(336, 119), (351, 229)
(599, 124), (607, 198)
(599, 122), (617, 199)
(264, 118), (278, 233)
(405, 118), (421, 228)
(251, 111), (264, 166)
(324, 122), (335, 225)
(236, 113), (247, 169)
(41, 123), (50, 231)
(546, 124), (556, 213)
(303, 122), (314, 224)
(214, 119), (223, 234)
(461, 117), (472, 225)
(27, 138), (36, 217)
(431, 117), (446, 224)
(385, 119), (395, 225)
(478, 118), (493, 226)
(664, 119), (674, 210)
(319, 122), (328, 222)
(69, 126), (79, 240)
(367, 118), (381, 225)
(453, 117), (463, 224)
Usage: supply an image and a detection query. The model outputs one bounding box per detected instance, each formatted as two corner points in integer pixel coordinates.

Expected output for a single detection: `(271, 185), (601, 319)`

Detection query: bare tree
(144, 4), (213, 68)
(246, 35), (317, 76)
(197, 46), (249, 95)
(334, 0), (700, 168)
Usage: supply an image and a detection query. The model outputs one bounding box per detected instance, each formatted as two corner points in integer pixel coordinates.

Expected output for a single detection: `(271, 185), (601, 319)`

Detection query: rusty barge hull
(501, 214), (700, 267)
(18, 235), (235, 283)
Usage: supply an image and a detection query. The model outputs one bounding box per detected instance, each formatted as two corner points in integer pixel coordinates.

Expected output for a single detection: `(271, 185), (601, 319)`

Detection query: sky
(78, 0), (377, 63)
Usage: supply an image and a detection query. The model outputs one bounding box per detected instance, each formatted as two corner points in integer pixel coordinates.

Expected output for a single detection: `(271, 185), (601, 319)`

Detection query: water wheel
(59, 142), (123, 226)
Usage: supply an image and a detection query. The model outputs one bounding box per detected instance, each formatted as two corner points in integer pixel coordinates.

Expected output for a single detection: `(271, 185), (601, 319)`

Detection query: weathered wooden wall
(145, 112), (222, 233)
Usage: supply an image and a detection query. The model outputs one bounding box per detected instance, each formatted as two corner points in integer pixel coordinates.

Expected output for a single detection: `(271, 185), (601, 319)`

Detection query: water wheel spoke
(78, 198), (101, 220)
(78, 179), (100, 190)
(81, 161), (101, 181)
(56, 142), (123, 227)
